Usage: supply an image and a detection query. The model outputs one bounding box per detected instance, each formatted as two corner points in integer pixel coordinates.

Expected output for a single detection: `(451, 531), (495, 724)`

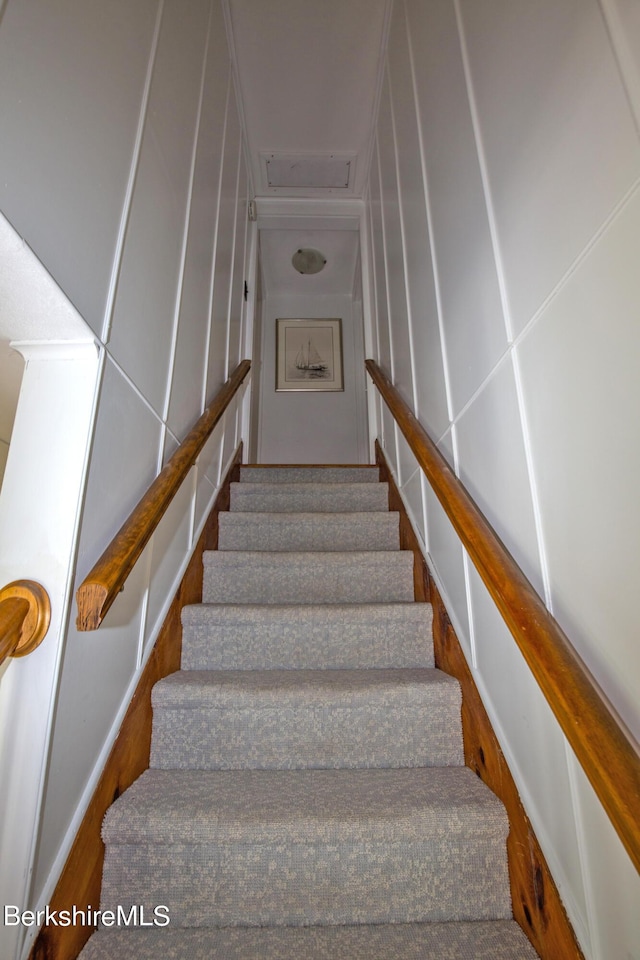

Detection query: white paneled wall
(0, 3), (251, 956)
(385, 10), (448, 440)
(108, 0), (211, 412)
(165, 12), (229, 439)
(0, 342), (24, 491)
(0, 345), (101, 960)
(407, 0), (507, 417)
(258, 293), (367, 464)
(0, 0), (160, 329)
(459, 0), (640, 336)
(364, 1), (640, 957)
(378, 75), (415, 414)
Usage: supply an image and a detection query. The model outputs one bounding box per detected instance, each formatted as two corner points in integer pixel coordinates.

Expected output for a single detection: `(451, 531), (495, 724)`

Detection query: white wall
(0, 213), (100, 960)
(0, 3), (251, 958)
(0, 342), (23, 490)
(258, 293), (368, 463)
(0, 344), (100, 960)
(364, 2), (640, 958)
(254, 215), (368, 465)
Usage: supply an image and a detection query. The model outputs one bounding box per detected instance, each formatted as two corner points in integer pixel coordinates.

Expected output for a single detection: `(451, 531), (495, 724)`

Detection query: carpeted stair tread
(99, 768), (511, 925)
(203, 551), (415, 604)
(180, 602), (434, 670)
(86, 460), (538, 953)
(149, 668), (463, 770)
(230, 481), (389, 513)
(152, 667), (459, 708)
(240, 465), (381, 484)
(102, 766), (507, 846)
(218, 511), (401, 551)
(78, 920), (540, 959)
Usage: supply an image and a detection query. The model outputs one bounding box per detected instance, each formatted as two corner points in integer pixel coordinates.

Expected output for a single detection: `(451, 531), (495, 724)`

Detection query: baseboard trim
(29, 445), (243, 960)
(376, 441), (584, 960)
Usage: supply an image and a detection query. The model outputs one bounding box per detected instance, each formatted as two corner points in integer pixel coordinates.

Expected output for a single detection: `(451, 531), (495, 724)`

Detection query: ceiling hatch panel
(226, 0), (390, 199)
(263, 154), (355, 192)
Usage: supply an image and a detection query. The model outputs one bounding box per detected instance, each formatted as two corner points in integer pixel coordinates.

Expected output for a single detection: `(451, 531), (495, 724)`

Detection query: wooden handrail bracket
(0, 579), (51, 665)
(76, 359), (251, 631)
(366, 357), (640, 874)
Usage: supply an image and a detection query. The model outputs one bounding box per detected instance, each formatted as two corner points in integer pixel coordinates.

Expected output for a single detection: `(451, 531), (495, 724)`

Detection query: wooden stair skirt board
(31, 448), (583, 960)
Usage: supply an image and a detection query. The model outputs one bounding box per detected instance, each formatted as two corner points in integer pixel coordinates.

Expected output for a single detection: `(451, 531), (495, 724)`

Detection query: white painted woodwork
(1, 1), (638, 958)
(0, 212), (94, 343)
(0, 342), (23, 490)
(143, 480), (194, 651)
(0, 5), (252, 959)
(0, 344), (100, 960)
(377, 74), (415, 413)
(601, 0), (640, 134)
(0, 0), (159, 331)
(517, 189), (640, 743)
(459, 0), (640, 337)
(0, 214), (99, 960)
(228, 153), (249, 375)
(385, 7), (449, 439)
(467, 564), (589, 923)
(365, 1), (640, 956)
(404, 0), (507, 417)
(109, 0), (211, 415)
(456, 357), (545, 597)
(166, 16), (230, 440)
(207, 76), (241, 400)
(368, 144), (393, 374)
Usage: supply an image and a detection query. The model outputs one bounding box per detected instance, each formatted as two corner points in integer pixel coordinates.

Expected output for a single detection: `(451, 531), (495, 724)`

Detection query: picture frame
(276, 318), (344, 392)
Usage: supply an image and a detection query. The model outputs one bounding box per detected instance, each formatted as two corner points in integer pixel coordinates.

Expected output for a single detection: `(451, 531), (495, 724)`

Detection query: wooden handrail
(0, 579), (52, 665)
(76, 359), (251, 631)
(0, 597), (31, 664)
(366, 357), (640, 874)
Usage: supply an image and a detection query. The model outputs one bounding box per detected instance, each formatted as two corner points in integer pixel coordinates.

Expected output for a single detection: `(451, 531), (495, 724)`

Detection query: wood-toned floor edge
(29, 445), (243, 960)
(375, 441), (584, 960)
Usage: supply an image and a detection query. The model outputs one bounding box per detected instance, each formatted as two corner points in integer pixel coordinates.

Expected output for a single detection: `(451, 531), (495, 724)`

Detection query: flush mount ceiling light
(292, 248), (327, 275)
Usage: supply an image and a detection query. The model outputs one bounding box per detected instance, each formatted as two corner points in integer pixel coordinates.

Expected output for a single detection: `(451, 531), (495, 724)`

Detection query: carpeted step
(240, 465), (381, 484)
(218, 511), (401, 551)
(78, 920), (540, 959)
(150, 668), (463, 770)
(180, 602), (434, 671)
(100, 766), (511, 927)
(229, 481), (389, 513)
(203, 551), (415, 604)
(82, 460), (537, 959)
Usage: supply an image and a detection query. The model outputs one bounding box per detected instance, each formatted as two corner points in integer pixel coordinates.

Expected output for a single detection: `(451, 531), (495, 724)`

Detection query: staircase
(79, 465), (539, 959)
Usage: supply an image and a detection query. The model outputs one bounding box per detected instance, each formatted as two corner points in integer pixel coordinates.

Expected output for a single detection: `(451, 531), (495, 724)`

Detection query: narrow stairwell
(79, 465), (540, 959)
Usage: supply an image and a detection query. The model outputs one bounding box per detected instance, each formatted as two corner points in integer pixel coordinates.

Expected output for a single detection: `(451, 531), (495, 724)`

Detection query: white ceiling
(260, 226), (360, 297)
(225, 0), (390, 200)
(225, 0), (389, 298)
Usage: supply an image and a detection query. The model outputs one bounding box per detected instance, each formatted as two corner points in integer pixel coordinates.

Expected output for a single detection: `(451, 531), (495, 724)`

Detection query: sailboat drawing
(277, 319), (342, 391)
(295, 338), (328, 373)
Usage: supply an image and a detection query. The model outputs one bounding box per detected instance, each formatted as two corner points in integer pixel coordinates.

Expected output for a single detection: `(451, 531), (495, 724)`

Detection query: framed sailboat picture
(276, 318), (344, 392)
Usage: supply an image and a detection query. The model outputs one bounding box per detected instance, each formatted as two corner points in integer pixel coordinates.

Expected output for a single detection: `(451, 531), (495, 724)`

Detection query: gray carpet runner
(80, 464), (539, 959)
